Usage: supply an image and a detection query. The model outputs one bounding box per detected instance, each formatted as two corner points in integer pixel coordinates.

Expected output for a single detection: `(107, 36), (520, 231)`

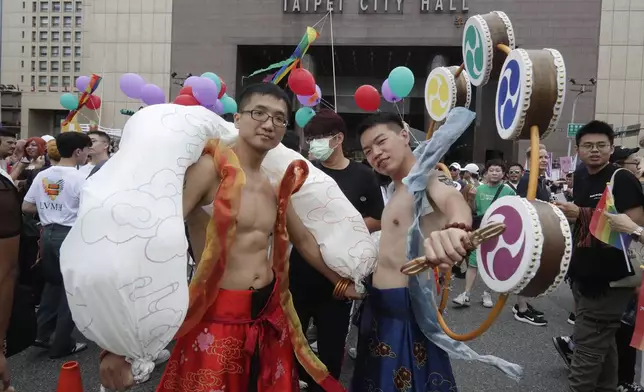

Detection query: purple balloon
(193, 77), (219, 107)
(119, 73), (146, 99)
(75, 75), (90, 91)
(297, 85), (322, 107)
(140, 84), (165, 105)
(381, 79), (401, 103)
(212, 100), (225, 115)
(183, 76), (201, 88)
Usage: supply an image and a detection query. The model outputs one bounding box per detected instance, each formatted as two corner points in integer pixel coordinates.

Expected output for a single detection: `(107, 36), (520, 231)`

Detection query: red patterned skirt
(157, 277), (299, 392)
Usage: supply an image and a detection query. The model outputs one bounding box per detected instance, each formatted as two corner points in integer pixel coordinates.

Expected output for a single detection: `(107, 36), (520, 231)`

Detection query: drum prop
(409, 11), (569, 342)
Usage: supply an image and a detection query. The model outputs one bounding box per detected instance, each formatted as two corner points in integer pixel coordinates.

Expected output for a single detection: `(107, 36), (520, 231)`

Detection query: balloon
(119, 73), (146, 99)
(288, 68), (316, 96)
(179, 86), (193, 96)
(295, 107), (316, 128)
(212, 99), (225, 115)
(85, 95), (101, 110)
(218, 81), (227, 99)
(354, 85), (381, 112)
(174, 94), (200, 106)
(201, 72), (222, 91)
(140, 84), (166, 106)
(183, 76), (201, 88)
(381, 79), (401, 103)
(75, 75), (90, 92)
(221, 96), (238, 114)
(192, 77), (219, 107)
(297, 85), (322, 107)
(59, 93), (78, 111)
(388, 66), (415, 98)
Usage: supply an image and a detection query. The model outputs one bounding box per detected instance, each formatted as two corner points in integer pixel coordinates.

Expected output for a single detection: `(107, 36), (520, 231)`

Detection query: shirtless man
(99, 83), (355, 392)
(351, 113), (472, 391)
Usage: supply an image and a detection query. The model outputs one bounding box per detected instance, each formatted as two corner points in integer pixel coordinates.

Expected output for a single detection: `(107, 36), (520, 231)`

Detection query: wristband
(332, 278), (351, 300)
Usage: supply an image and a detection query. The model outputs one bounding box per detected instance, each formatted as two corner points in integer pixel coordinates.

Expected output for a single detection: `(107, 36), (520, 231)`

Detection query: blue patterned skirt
(351, 277), (457, 392)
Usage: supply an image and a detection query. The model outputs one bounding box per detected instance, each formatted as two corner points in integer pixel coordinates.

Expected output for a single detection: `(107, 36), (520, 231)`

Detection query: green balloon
(201, 72), (222, 91)
(60, 93), (79, 111)
(221, 96), (238, 114)
(388, 66), (415, 98)
(295, 107), (316, 128)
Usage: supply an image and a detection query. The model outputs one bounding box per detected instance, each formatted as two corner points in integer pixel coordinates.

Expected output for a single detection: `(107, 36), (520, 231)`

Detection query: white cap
(449, 162), (462, 171)
(463, 163), (480, 174)
(41, 135), (54, 143)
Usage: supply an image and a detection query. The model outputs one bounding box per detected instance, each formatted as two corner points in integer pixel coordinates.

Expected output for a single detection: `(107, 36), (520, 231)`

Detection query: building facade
(171, 0), (602, 162)
(0, 0), (173, 137)
(595, 0), (644, 149)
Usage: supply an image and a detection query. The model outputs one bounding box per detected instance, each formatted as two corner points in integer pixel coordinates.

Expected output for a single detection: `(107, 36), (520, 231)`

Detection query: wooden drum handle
(400, 222), (506, 276)
(400, 222), (507, 342)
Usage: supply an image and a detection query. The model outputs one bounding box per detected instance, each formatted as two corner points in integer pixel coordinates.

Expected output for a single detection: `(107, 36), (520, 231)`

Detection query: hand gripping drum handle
(400, 222), (509, 341)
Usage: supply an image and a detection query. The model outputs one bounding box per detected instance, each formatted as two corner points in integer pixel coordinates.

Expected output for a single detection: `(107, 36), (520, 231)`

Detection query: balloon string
(319, 97), (335, 110)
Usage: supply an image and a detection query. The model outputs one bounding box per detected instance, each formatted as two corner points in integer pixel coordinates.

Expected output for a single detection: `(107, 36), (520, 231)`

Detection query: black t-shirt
(516, 171), (551, 201)
(569, 164), (644, 295)
(289, 160), (384, 291)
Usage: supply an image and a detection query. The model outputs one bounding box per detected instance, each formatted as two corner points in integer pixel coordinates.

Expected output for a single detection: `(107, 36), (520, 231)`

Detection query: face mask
(309, 137), (335, 161)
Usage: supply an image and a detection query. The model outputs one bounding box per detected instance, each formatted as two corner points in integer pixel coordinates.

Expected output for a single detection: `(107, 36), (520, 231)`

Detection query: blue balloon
(388, 66), (415, 98)
(295, 107), (316, 128)
(221, 96), (238, 114)
(60, 93), (78, 110)
(201, 72), (222, 91)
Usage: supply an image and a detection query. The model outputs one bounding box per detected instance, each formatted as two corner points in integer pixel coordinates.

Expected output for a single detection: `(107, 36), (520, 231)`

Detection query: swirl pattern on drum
(425, 67), (455, 122)
(476, 197), (543, 294)
(495, 49), (533, 140)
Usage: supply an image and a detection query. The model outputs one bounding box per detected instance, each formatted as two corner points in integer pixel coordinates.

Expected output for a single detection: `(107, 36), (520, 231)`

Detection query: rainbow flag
(62, 73), (102, 126)
(589, 182), (632, 251)
(246, 27), (319, 84)
(630, 279), (644, 350)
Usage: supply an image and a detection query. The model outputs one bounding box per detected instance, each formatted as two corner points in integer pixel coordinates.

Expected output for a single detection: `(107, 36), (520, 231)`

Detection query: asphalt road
(7, 278), (638, 391)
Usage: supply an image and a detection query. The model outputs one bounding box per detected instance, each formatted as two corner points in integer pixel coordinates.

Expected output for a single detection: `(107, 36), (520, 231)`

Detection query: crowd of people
(0, 82), (644, 392)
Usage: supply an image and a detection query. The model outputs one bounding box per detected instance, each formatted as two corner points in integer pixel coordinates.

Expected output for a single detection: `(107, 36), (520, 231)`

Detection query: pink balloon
(381, 79), (401, 103)
(297, 85), (322, 107)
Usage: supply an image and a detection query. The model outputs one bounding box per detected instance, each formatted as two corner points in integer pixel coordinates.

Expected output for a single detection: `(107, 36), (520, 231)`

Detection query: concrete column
(473, 85), (515, 164)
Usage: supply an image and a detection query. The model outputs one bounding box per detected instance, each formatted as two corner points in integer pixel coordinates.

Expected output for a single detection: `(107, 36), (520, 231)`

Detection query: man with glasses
(99, 83), (354, 392)
(506, 163), (524, 192)
(553, 121), (644, 392)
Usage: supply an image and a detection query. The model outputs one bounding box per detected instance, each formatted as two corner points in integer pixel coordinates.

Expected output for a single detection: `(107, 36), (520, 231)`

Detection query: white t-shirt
(77, 163), (95, 177)
(24, 166), (87, 226)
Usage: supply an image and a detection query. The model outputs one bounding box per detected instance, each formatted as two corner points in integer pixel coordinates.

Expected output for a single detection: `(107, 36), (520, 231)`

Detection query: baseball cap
(41, 135), (55, 143)
(449, 162), (461, 171)
(610, 146), (640, 163)
(463, 163), (480, 174)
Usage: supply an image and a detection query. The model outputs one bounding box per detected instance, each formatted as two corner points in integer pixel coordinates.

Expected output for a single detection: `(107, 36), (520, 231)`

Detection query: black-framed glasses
(579, 142), (611, 152)
(509, 170), (521, 174)
(242, 110), (288, 127)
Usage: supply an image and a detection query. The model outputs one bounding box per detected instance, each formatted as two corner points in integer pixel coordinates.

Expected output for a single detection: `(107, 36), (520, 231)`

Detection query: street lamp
(567, 78), (596, 156)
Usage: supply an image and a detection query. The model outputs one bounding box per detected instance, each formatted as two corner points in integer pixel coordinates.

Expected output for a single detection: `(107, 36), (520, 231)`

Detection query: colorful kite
(247, 26), (319, 84)
(62, 73), (102, 126)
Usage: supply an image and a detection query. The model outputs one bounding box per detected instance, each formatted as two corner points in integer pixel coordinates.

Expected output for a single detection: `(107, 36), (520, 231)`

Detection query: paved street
(7, 278), (635, 391)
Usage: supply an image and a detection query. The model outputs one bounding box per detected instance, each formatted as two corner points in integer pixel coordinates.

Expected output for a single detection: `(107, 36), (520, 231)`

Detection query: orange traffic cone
(56, 361), (84, 392)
